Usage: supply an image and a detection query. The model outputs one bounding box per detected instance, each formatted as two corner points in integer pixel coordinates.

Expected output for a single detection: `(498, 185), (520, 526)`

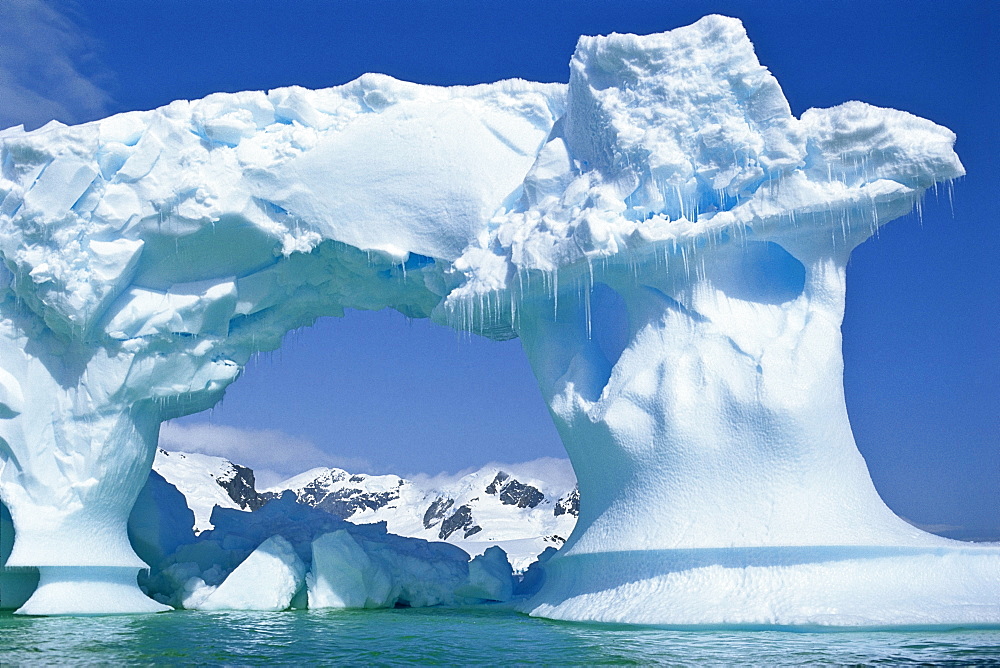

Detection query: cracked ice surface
(1, 15), (997, 622)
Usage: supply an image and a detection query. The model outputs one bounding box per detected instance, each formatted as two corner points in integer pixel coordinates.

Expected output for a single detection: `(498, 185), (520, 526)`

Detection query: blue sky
(1, 0), (996, 539)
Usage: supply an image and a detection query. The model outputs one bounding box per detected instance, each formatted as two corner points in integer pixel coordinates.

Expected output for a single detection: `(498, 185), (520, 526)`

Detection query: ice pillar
(436, 17), (1000, 624)
(514, 231), (1000, 624)
(500, 153), (1000, 626)
(0, 304), (239, 613)
(0, 347), (164, 612)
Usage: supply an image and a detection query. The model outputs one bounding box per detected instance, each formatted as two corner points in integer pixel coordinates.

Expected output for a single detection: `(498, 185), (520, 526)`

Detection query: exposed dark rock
(216, 464), (265, 510)
(554, 487), (579, 517)
(423, 497), (454, 529)
(438, 504), (480, 540)
(313, 488), (399, 519)
(485, 472), (510, 495)
(485, 471), (545, 509)
(498, 479), (544, 508)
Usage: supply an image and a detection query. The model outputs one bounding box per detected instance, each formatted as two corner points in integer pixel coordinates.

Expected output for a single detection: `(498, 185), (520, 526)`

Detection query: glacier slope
(151, 448), (261, 531)
(0, 14), (996, 623)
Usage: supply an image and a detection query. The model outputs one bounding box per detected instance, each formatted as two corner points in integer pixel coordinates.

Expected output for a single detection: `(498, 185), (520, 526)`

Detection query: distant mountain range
(153, 449), (578, 570)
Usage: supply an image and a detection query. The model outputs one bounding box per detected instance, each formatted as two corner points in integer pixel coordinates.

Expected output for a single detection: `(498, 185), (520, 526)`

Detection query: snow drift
(0, 15), (996, 623)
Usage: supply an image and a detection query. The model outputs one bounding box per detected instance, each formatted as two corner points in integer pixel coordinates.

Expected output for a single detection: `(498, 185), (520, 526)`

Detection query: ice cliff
(1, 15), (997, 623)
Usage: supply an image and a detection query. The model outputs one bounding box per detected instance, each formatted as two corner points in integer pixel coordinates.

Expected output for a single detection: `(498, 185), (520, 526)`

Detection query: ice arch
(1, 15), (998, 621)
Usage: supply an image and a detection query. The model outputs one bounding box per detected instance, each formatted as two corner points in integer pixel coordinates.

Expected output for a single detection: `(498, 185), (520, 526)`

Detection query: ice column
(480, 17), (1000, 625)
(513, 228), (1000, 624)
(0, 359), (163, 612)
(0, 306), (242, 613)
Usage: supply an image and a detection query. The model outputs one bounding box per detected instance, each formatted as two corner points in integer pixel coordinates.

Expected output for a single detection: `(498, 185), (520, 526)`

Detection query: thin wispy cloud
(901, 516), (965, 536)
(407, 457), (577, 494)
(159, 422), (373, 489)
(0, 0), (113, 131)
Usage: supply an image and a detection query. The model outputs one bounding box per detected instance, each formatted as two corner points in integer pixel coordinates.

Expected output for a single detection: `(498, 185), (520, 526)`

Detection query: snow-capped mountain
(152, 449), (264, 531)
(152, 450), (578, 570)
(263, 462), (578, 570)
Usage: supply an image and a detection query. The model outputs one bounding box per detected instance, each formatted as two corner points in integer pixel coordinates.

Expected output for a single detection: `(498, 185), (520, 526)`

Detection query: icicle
(553, 269), (559, 320)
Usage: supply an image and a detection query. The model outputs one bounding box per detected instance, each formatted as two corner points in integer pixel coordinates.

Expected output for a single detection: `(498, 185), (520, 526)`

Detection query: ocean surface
(3, 608), (1000, 665)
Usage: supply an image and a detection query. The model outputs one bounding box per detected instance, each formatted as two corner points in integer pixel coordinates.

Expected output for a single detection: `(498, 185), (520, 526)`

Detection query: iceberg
(0, 14), (996, 623)
(196, 535), (306, 612)
(302, 528), (474, 609)
(135, 490), (499, 611)
(307, 530), (393, 609)
(455, 546), (515, 603)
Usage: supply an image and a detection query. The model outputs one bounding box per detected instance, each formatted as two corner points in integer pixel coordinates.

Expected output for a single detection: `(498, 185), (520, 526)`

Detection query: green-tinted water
(2, 608), (1000, 665)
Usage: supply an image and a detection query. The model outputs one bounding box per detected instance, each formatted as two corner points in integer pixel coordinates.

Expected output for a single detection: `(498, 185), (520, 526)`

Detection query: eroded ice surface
(0, 15), (996, 623)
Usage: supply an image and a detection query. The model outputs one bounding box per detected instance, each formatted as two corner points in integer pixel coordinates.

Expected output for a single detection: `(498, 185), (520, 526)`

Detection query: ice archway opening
(164, 305), (568, 486)
(1, 15), (998, 622)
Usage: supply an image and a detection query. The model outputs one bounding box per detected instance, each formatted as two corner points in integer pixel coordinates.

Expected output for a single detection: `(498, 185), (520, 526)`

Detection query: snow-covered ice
(196, 535), (305, 612)
(0, 14), (997, 623)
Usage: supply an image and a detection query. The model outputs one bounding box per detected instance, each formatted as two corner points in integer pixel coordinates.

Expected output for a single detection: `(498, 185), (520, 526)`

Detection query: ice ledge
(16, 567), (170, 616)
(523, 546), (1000, 627)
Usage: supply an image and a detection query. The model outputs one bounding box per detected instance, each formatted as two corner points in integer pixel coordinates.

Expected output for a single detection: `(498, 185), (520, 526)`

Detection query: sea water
(2, 608), (1000, 665)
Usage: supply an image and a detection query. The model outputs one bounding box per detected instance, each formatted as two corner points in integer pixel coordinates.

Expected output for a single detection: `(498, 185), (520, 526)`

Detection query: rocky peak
(485, 472), (510, 495)
(485, 471), (545, 509)
(422, 496), (454, 529)
(554, 487), (579, 517)
(438, 504), (482, 540)
(215, 462), (266, 511)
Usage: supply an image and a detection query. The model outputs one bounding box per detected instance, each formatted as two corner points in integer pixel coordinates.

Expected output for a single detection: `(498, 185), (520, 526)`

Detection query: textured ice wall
(0, 15), (996, 621)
